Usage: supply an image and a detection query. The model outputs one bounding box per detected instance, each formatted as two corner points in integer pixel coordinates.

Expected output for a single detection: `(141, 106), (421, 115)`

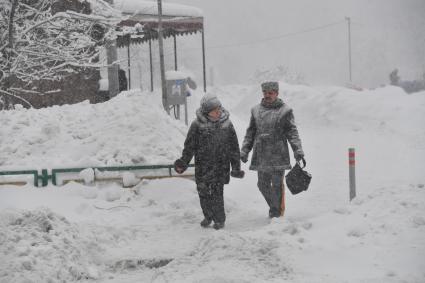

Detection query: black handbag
(285, 163), (312, 195)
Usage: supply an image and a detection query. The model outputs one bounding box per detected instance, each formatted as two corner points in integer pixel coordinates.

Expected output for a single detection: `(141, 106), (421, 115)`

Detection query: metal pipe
(201, 28), (207, 92)
(149, 38), (153, 92)
(345, 17), (352, 82)
(127, 37), (131, 89)
(173, 34), (178, 71)
(157, 0), (168, 113)
(349, 148), (356, 201)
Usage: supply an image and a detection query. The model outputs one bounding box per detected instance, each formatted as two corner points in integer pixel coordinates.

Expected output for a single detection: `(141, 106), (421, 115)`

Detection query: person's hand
(230, 170), (245, 178)
(240, 151), (248, 163)
(295, 155), (306, 168)
(174, 159), (187, 174)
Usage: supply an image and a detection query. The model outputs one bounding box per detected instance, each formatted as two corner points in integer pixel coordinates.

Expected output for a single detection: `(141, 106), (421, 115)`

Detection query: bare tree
(0, 0), (120, 109)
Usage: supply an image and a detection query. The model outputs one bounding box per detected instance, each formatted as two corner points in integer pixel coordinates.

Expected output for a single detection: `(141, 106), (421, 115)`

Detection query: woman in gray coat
(241, 81), (305, 218)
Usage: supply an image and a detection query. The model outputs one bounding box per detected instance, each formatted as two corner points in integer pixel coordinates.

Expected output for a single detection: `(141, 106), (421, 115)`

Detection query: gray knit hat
(200, 93), (222, 113)
(261, 81), (279, 92)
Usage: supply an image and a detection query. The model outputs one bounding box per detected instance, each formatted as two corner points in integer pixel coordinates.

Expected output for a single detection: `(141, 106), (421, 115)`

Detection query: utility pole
(345, 17), (352, 83)
(157, 0), (168, 114)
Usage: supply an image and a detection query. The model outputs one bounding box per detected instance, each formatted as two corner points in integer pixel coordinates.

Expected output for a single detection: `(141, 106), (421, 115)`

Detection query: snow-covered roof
(113, 0), (203, 18)
(87, 0), (122, 19)
(113, 0), (204, 47)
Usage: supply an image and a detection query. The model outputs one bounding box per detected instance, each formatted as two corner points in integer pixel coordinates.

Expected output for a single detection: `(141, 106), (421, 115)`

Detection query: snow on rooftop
(86, 0), (122, 19)
(113, 0), (203, 17)
(165, 70), (190, 80)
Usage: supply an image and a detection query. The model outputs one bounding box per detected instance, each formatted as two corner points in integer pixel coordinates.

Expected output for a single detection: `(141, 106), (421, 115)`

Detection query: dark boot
(213, 222), (225, 230)
(200, 218), (212, 227)
(268, 208), (280, 218)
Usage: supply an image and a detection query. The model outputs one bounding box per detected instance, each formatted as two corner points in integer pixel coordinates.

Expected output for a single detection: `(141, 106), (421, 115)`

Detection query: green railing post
(40, 169), (51, 187)
(52, 170), (57, 186)
(34, 172), (38, 187)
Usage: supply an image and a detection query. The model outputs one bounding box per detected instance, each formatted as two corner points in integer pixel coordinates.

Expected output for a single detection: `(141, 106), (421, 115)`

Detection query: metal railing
(0, 164), (194, 187)
(0, 170), (39, 186)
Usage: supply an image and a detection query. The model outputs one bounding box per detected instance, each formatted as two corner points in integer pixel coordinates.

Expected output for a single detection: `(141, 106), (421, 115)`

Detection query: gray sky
(169, 0), (425, 87)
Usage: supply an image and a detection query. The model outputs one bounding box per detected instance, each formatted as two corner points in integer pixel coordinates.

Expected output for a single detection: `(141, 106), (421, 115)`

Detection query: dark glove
(295, 155), (306, 168)
(174, 159), (187, 174)
(230, 170), (245, 179)
(240, 151), (248, 163)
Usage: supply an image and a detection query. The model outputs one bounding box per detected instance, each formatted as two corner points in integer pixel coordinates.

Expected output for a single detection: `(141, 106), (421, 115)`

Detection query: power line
(118, 19), (350, 78)
(125, 19), (346, 57)
(206, 20), (346, 50)
(162, 19), (345, 56)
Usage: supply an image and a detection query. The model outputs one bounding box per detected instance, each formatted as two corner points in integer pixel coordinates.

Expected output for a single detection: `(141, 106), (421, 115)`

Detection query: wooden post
(349, 148), (356, 201)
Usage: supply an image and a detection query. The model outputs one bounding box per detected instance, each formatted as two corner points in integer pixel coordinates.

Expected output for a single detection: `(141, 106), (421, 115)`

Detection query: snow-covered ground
(1, 83), (425, 282)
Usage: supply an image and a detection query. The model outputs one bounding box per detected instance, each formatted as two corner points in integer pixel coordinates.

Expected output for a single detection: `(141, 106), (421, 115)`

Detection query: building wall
(9, 70), (106, 109)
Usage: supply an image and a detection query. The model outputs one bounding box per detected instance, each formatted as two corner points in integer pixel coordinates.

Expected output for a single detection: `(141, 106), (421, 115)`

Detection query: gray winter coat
(179, 108), (241, 184)
(241, 98), (304, 171)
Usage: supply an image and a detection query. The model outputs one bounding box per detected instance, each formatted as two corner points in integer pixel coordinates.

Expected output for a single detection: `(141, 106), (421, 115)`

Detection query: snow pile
(0, 90), (188, 170)
(79, 168), (95, 184)
(285, 85), (425, 137)
(224, 82), (425, 140)
(0, 208), (103, 282)
(122, 172), (140, 187)
(250, 65), (306, 85)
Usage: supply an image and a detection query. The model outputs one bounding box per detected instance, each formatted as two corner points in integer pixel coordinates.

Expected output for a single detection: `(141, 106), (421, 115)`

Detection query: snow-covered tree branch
(0, 0), (121, 109)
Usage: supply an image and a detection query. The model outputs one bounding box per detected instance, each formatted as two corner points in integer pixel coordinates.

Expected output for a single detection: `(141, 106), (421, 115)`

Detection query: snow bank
(0, 90), (188, 170)
(0, 208), (102, 282)
(215, 83), (425, 141)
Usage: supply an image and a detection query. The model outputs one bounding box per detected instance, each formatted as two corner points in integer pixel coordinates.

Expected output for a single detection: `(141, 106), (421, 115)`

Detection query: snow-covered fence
(0, 164), (194, 187)
(0, 169), (39, 186)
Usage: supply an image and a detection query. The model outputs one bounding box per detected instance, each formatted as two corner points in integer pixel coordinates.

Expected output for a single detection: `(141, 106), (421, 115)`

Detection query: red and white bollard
(349, 148), (356, 201)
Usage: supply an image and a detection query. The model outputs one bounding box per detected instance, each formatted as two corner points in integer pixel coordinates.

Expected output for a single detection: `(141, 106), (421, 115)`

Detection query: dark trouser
(197, 182), (225, 224)
(257, 170), (285, 216)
